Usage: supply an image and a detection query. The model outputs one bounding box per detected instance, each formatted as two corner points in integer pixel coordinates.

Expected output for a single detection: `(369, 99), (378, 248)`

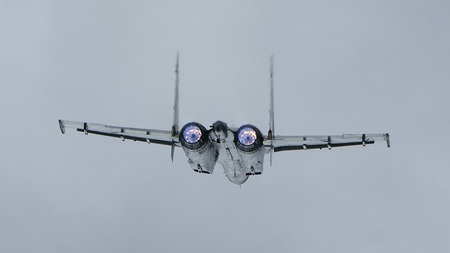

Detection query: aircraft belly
(212, 130), (249, 185)
(182, 141), (217, 174)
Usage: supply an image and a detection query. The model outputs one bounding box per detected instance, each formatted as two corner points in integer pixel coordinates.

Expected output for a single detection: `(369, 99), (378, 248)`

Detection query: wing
(264, 133), (390, 152)
(58, 120), (180, 147)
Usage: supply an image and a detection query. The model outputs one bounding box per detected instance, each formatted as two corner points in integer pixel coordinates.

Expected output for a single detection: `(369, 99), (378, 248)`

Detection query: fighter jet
(59, 53), (390, 185)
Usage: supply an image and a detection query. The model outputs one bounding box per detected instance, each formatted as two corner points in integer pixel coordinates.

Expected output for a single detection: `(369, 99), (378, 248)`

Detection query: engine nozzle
(235, 124), (263, 153)
(180, 122), (209, 150)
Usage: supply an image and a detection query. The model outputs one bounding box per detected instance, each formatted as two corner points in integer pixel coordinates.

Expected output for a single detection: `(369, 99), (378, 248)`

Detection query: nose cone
(212, 121), (228, 136)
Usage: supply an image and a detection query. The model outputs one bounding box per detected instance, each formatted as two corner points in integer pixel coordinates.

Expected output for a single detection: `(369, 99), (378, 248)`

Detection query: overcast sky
(1, 1), (450, 252)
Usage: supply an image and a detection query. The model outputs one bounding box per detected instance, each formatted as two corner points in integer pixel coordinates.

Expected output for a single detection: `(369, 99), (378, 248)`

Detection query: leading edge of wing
(264, 133), (390, 152)
(59, 120), (179, 146)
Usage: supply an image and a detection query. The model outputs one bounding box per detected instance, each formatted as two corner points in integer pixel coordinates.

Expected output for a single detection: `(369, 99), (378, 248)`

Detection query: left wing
(58, 120), (180, 147)
(264, 133), (390, 152)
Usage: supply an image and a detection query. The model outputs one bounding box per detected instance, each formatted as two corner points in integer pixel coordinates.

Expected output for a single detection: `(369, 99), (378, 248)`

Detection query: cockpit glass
(183, 125), (202, 143)
(238, 127), (257, 145)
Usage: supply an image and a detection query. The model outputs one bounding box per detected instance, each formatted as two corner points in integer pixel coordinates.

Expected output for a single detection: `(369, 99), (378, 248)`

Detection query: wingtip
(58, 119), (66, 134)
(386, 133), (390, 148)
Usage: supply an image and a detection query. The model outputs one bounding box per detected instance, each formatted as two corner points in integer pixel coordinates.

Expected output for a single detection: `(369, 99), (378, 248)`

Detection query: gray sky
(1, 0), (450, 252)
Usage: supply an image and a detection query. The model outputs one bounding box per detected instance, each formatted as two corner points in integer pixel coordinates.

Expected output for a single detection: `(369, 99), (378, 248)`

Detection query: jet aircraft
(59, 53), (390, 185)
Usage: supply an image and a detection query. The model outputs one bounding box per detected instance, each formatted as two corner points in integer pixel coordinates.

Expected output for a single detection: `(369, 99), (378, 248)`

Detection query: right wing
(58, 120), (180, 147)
(265, 133), (390, 152)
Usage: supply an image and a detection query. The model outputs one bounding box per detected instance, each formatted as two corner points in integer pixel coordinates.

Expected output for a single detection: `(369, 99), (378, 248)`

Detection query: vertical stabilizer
(268, 55), (275, 166)
(171, 52), (180, 161)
